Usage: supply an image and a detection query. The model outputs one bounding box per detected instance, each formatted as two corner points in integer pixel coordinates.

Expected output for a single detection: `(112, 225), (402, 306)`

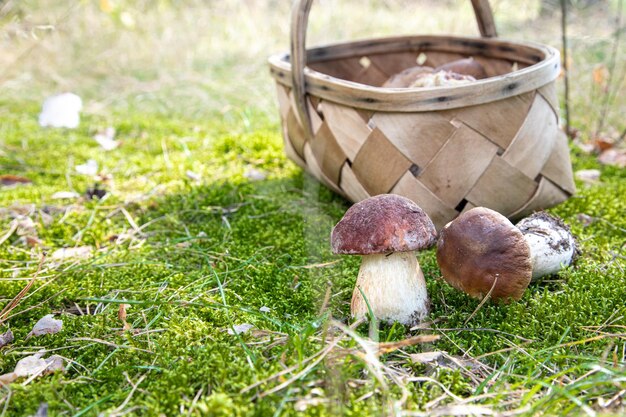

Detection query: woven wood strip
(351, 128), (413, 195)
(510, 176), (568, 219)
(320, 101), (372, 161)
(303, 142), (344, 196)
(538, 82), (560, 117)
(418, 123), (499, 207)
(449, 91), (535, 149)
(340, 163), (371, 203)
(286, 109), (306, 158)
(540, 131), (576, 194)
(391, 171), (459, 230)
(309, 123), (347, 184)
(281, 124), (307, 169)
(465, 155), (539, 214)
(372, 111), (455, 168)
(276, 84), (291, 120)
(501, 94), (557, 178)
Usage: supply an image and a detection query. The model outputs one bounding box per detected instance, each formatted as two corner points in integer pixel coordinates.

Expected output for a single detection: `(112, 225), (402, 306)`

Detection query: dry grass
(1, 0), (622, 136)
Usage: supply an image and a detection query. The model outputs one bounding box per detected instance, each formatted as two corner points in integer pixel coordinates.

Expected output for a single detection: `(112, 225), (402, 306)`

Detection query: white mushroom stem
(350, 251), (429, 326)
(516, 214), (577, 281)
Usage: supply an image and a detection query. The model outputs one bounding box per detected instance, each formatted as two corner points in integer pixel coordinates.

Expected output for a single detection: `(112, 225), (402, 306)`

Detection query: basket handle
(290, 0), (498, 139)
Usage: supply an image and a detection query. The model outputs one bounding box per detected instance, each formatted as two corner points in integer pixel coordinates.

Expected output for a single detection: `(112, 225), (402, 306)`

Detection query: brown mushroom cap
(436, 58), (488, 80)
(331, 194), (437, 255)
(382, 66), (434, 88)
(436, 207), (532, 301)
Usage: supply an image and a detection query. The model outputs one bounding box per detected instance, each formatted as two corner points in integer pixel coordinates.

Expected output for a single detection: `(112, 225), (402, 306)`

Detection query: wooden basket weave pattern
(276, 81), (575, 230)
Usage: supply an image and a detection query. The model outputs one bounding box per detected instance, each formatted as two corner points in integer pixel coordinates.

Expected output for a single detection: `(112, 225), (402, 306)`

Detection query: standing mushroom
(436, 207), (577, 301)
(331, 194), (437, 325)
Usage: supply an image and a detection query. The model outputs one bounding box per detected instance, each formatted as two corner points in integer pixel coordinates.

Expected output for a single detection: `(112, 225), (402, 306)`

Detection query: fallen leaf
(0, 175), (32, 187)
(94, 127), (118, 151)
(598, 149), (626, 167)
(0, 329), (14, 348)
(15, 217), (37, 236)
(27, 314), (63, 338)
(575, 169), (601, 184)
(44, 355), (65, 374)
(409, 351), (444, 364)
(576, 213), (596, 226)
(243, 168), (267, 181)
(592, 64), (609, 86)
(14, 354), (48, 377)
(75, 159), (98, 176)
(594, 136), (614, 152)
(51, 246), (92, 260)
(227, 323), (254, 335)
(186, 170), (201, 181)
(51, 191), (80, 200)
(0, 352), (66, 385)
(38, 93), (82, 129)
(22, 236), (43, 248)
(118, 304), (131, 331)
(575, 140), (596, 154)
(377, 334), (440, 353)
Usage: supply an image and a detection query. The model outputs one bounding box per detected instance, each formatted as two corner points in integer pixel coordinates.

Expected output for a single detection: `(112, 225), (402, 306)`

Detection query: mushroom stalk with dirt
(436, 207), (577, 301)
(331, 194), (437, 325)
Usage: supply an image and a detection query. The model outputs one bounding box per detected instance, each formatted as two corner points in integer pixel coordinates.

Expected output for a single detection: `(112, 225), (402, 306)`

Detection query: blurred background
(0, 0), (623, 140)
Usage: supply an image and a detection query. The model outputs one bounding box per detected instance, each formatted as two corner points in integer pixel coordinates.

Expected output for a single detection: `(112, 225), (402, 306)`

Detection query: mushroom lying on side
(331, 195), (437, 325)
(436, 207), (577, 301)
(381, 57), (487, 88)
(437, 58), (488, 80)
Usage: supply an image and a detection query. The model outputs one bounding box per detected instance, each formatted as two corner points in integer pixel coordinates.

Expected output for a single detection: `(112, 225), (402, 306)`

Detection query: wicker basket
(268, 0), (575, 230)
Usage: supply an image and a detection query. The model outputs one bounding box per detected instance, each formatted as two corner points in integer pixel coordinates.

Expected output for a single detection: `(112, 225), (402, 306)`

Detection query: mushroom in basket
(382, 57), (487, 88)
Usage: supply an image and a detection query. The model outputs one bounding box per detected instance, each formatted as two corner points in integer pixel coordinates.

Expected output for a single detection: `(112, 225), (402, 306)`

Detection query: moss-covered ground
(1, 98), (625, 415)
(1, 1), (625, 416)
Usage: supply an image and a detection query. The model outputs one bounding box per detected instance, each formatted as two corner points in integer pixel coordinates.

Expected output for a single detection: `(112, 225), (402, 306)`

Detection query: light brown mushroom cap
(331, 194), (437, 255)
(436, 58), (488, 79)
(436, 207), (532, 301)
(382, 66), (434, 88)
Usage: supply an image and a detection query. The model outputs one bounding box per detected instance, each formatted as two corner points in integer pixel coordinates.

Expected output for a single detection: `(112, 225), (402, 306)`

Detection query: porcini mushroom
(436, 207), (577, 301)
(436, 58), (488, 80)
(382, 66), (434, 88)
(331, 194), (437, 325)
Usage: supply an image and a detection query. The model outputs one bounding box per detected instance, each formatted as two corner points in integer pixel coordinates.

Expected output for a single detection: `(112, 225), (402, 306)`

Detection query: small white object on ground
(51, 246), (93, 260)
(51, 191), (80, 200)
(75, 159), (98, 176)
(186, 170), (201, 181)
(575, 169), (601, 184)
(14, 354), (48, 377)
(38, 93), (83, 129)
(243, 168), (267, 181)
(27, 314), (63, 338)
(0, 352), (66, 385)
(227, 323), (254, 335)
(259, 306), (271, 313)
(0, 329), (14, 348)
(94, 127), (118, 150)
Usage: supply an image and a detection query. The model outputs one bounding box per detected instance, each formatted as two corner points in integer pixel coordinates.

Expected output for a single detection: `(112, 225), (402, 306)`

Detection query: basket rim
(268, 34), (560, 112)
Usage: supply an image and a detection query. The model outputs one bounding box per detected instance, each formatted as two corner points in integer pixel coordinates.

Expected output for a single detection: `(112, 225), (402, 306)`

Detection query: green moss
(1, 99), (625, 416)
